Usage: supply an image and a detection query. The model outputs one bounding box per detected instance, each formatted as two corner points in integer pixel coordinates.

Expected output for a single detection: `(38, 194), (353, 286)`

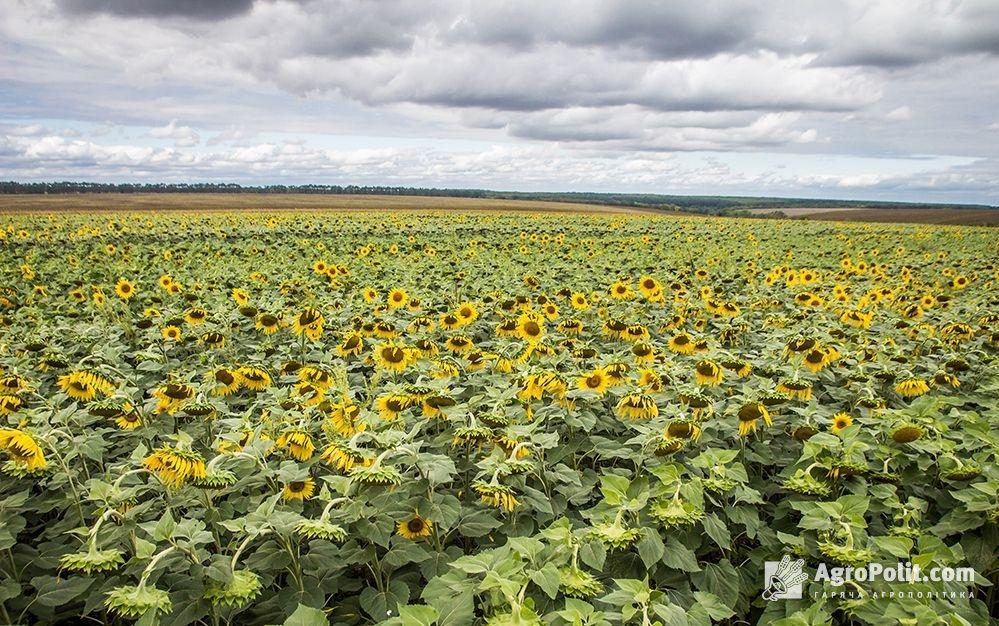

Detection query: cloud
(885, 106), (914, 122)
(206, 127), (257, 146)
(147, 120), (200, 147)
(57, 0), (255, 20)
(0, 1), (997, 201)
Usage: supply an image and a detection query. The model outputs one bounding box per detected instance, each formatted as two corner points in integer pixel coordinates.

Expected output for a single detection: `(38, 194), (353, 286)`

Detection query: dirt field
(0, 193), (662, 215)
(750, 207), (999, 225)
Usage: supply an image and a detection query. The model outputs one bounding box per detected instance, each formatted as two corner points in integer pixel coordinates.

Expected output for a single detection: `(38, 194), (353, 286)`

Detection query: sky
(1, 0), (998, 204)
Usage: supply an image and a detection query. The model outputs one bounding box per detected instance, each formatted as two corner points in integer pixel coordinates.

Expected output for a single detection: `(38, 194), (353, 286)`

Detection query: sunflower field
(0, 210), (998, 626)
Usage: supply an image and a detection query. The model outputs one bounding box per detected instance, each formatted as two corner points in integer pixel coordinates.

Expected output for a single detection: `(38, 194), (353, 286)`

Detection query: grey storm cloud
(57, 0), (256, 20)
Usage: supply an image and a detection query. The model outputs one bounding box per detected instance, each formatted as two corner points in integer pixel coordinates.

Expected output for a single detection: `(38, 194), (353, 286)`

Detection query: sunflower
(335, 333), (364, 357)
(205, 367), (241, 396)
(777, 379), (813, 401)
(577, 368), (610, 395)
(516, 314), (545, 343)
(375, 394), (412, 420)
(184, 308), (208, 325)
(667, 332), (697, 355)
(161, 325), (182, 341)
(0, 374), (30, 393)
(830, 412), (854, 434)
(637, 275), (661, 299)
(237, 366), (271, 391)
(615, 393), (658, 420)
(143, 446), (206, 488)
(321, 441), (372, 472)
(0, 394), (23, 415)
(276, 429), (315, 461)
(231, 288), (249, 305)
(444, 335), (474, 353)
(114, 278), (135, 300)
(104, 586), (172, 619)
(387, 288), (408, 309)
(608, 280), (633, 300)
(737, 402), (771, 437)
(570, 292), (590, 310)
(282, 478), (315, 501)
(58, 370), (114, 401)
(250, 312), (280, 335)
(297, 365), (333, 390)
(0, 429), (46, 471)
(152, 382), (194, 414)
(201, 332), (225, 349)
(69, 287), (86, 303)
(791, 343), (823, 369)
(455, 302), (478, 325)
(373, 343), (414, 372)
(890, 423), (926, 443)
(895, 378), (930, 397)
(292, 307), (324, 339)
(694, 359), (723, 386)
(397, 515), (433, 539)
(115, 411), (142, 430)
(473, 481), (519, 511)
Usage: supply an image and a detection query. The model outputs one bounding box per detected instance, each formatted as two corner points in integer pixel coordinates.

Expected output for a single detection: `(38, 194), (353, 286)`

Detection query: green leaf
(692, 591), (735, 620)
(651, 601), (688, 626)
(30, 575), (93, 607)
(599, 474), (630, 506)
(153, 510), (176, 541)
(458, 510), (502, 538)
(692, 560), (740, 609)
(427, 590), (474, 626)
(398, 604), (439, 626)
(283, 603), (328, 626)
(530, 563), (561, 599)
(872, 535), (914, 558)
(636, 528), (665, 569)
(661, 536), (699, 572)
(359, 579), (409, 621)
(579, 540), (606, 570)
(701, 513), (731, 549)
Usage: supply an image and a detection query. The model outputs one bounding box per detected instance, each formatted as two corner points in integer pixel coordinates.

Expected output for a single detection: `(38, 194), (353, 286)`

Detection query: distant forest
(1, 181), (993, 216)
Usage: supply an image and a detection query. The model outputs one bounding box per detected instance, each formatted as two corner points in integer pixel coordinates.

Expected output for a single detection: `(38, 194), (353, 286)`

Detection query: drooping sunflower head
(276, 429), (316, 461)
(184, 308), (208, 325)
(0, 429), (46, 471)
(237, 366), (271, 391)
(142, 445), (206, 488)
(349, 463), (403, 487)
(890, 423), (926, 444)
(615, 393), (658, 421)
(694, 359), (723, 386)
(104, 585), (172, 619)
(737, 402), (771, 437)
(60, 549), (124, 575)
(557, 566), (603, 599)
(204, 569), (262, 608)
(473, 480), (519, 512)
